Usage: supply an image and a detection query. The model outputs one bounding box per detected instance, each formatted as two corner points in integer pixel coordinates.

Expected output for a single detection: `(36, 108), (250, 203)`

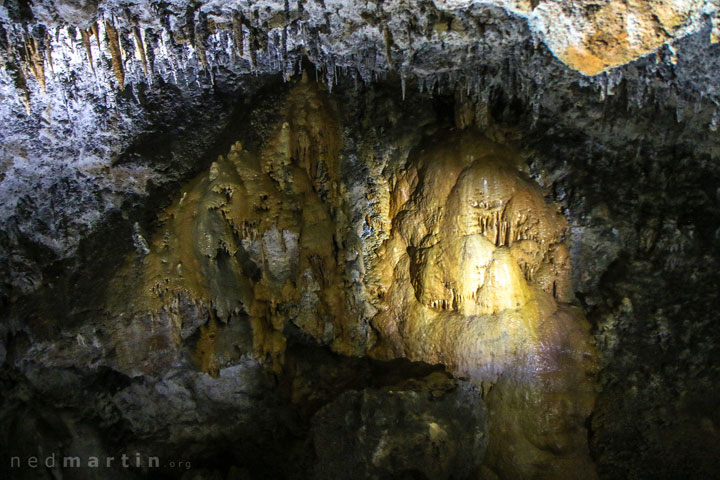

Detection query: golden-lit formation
(107, 80), (598, 478)
(105, 20), (125, 89)
(109, 74), (352, 376)
(368, 132), (598, 479)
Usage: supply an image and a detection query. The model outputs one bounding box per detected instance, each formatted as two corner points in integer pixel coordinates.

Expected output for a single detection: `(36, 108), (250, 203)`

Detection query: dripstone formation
(1, 1), (720, 479)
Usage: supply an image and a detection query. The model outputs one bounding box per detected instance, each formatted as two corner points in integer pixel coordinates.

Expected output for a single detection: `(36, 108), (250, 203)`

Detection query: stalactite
(0, 23), (7, 55)
(144, 28), (156, 80)
(133, 26), (148, 77)
(24, 36), (46, 92)
(91, 22), (101, 54)
(105, 19), (125, 90)
(119, 27), (134, 68)
(44, 30), (54, 76)
(249, 30), (258, 69)
(2, 35), (31, 113)
(194, 12), (209, 69)
(80, 29), (95, 74)
(185, 6), (196, 49)
(232, 11), (244, 57)
(282, 0), (289, 76)
(383, 27), (393, 67)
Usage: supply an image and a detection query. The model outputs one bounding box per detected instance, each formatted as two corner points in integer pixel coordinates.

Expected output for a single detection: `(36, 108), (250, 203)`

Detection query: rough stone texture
(3, 0), (720, 309)
(437, 0), (715, 75)
(366, 130), (598, 478)
(2, 0), (720, 479)
(311, 375), (488, 480)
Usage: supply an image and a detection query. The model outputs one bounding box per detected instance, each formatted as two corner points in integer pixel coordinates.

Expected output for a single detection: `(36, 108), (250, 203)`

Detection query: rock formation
(2, 0), (720, 479)
(370, 131), (598, 478)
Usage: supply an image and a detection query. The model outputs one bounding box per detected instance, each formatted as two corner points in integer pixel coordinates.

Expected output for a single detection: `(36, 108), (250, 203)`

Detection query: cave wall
(1, 1), (720, 479)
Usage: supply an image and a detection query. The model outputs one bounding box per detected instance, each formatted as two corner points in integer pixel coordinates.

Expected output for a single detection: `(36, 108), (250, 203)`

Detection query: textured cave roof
(1, 0), (720, 303)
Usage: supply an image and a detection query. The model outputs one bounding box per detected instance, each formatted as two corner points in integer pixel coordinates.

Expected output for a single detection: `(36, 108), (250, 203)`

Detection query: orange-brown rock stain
(105, 20), (125, 89)
(105, 82), (598, 479)
(107, 75), (348, 376)
(368, 130), (599, 479)
(557, 0), (703, 75)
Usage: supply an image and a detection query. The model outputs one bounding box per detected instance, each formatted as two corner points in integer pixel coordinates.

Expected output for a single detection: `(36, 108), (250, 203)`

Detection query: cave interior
(1, 1), (720, 479)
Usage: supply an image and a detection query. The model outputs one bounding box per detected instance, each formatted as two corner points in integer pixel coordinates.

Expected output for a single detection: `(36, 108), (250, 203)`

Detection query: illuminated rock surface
(1, 1), (720, 479)
(99, 83), (598, 477)
(369, 132), (598, 478)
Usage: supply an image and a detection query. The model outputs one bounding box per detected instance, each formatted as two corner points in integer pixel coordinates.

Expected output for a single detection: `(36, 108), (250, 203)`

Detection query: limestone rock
(311, 375), (488, 480)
